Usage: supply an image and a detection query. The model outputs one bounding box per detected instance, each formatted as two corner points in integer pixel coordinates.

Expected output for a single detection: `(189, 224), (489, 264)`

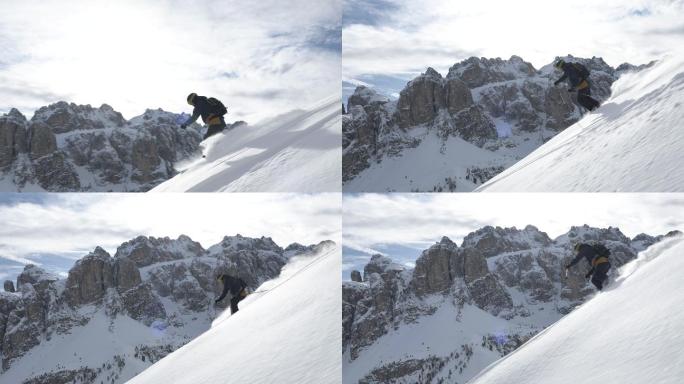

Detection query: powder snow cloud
(0, 0), (341, 122)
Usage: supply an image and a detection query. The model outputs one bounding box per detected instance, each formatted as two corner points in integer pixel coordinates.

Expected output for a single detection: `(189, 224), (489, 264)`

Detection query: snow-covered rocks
(0, 102), (203, 191)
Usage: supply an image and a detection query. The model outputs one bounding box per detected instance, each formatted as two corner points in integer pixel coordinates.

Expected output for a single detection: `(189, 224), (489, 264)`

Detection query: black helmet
(187, 93), (197, 105)
(554, 59), (565, 69)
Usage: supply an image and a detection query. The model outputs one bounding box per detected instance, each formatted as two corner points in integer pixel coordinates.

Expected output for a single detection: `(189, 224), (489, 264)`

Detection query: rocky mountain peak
(347, 86), (390, 110)
(31, 101), (126, 134)
(16, 264), (59, 288)
(446, 56), (537, 87)
(461, 225), (552, 257)
(363, 254), (397, 280)
(114, 235), (205, 268)
(5, 108), (27, 122)
(212, 234), (283, 254)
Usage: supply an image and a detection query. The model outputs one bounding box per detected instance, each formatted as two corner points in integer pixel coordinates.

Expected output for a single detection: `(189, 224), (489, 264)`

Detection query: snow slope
(152, 95), (341, 192)
(127, 245), (341, 384)
(479, 54), (684, 191)
(468, 235), (684, 384)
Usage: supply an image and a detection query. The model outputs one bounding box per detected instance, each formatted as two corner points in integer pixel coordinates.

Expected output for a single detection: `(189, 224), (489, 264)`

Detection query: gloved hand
(553, 80), (560, 86)
(584, 271), (592, 279)
(180, 123), (187, 129)
(214, 299), (220, 304)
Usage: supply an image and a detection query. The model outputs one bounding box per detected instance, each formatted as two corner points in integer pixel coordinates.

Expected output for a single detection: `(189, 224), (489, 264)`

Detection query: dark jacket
(184, 96), (223, 126)
(216, 275), (247, 302)
(555, 63), (588, 88)
(567, 243), (598, 268)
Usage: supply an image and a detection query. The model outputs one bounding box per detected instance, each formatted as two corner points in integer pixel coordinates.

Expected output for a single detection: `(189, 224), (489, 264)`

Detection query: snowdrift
(468, 235), (684, 384)
(478, 55), (684, 191)
(127, 245), (341, 384)
(152, 95), (341, 192)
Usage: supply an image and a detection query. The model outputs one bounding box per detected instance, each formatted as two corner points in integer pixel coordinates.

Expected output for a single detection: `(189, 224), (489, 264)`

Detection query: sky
(343, 0), (684, 83)
(342, 193), (684, 278)
(0, 193), (341, 283)
(0, 0), (341, 122)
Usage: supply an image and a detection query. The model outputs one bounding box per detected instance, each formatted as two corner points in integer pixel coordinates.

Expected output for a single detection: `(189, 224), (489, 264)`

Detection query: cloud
(343, 193), (684, 272)
(343, 0), (684, 78)
(0, 193), (341, 282)
(0, 0), (340, 123)
(343, 0), (399, 27)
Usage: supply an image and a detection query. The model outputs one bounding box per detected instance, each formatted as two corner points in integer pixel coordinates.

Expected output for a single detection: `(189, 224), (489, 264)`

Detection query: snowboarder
(553, 59), (601, 112)
(215, 274), (248, 314)
(180, 93), (228, 140)
(565, 243), (611, 290)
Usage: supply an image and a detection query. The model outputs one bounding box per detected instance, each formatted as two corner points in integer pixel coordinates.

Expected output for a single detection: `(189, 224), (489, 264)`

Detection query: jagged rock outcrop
(350, 270), (362, 282)
(343, 55), (645, 190)
(0, 234), (333, 381)
(0, 102), (217, 191)
(3, 281), (14, 293)
(343, 225), (672, 382)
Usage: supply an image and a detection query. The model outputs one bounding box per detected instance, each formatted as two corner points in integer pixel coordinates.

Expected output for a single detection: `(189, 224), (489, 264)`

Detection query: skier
(180, 93), (228, 140)
(553, 59), (601, 112)
(215, 274), (248, 314)
(565, 243), (611, 290)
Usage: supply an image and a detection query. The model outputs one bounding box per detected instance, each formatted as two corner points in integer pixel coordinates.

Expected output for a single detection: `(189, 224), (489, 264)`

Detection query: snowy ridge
(479, 54), (684, 191)
(128, 244), (341, 384)
(468, 235), (684, 384)
(152, 95), (341, 192)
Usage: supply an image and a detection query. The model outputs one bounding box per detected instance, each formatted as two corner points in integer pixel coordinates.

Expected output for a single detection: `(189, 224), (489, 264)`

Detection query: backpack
(592, 243), (610, 258)
(207, 97), (228, 116)
(573, 63), (590, 80)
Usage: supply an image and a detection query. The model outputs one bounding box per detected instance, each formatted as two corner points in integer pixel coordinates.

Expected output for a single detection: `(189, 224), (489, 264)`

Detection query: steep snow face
(152, 95), (341, 192)
(128, 244), (341, 384)
(468, 235), (684, 384)
(479, 54), (684, 191)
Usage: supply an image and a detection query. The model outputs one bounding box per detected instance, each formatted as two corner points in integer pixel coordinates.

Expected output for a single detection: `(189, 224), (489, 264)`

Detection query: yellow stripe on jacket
(592, 256), (609, 266)
(206, 115), (222, 125)
(577, 79), (589, 90)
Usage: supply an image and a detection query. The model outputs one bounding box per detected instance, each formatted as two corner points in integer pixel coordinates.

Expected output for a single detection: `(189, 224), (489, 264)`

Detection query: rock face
(343, 225), (670, 383)
(3, 281), (15, 293)
(343, 55), (644, 190)
(0, 102), (210, 191)
(0, 234), (334, 383)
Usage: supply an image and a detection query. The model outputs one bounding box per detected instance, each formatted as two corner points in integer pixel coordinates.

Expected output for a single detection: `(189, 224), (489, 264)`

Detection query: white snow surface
(127, 245), (342, 384)
(151, 95), (341, 192)
(468, 235), (684, 384)
(479, 54), (684, 191)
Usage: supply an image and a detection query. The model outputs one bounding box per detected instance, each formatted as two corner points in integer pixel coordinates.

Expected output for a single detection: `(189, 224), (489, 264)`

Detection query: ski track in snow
(468, 235), (684, 384)
(151, 95), (341, 192)
(479, 54), (684, 192)
(127, 245), (341, 384)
